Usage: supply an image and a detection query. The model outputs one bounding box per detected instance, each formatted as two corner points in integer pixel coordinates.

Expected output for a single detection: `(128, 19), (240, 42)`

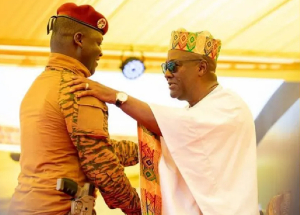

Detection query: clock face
(122, 59), (145, 79)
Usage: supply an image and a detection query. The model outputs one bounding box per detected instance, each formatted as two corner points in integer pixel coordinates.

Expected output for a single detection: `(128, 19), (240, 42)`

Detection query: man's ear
(198, 60), (208, 77)
(74, 32), (83, 48)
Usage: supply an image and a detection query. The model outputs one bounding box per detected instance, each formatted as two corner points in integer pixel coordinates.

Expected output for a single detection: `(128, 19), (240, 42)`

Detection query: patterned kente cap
(47, 3), (108, 35)
(169, 28), (221, 61)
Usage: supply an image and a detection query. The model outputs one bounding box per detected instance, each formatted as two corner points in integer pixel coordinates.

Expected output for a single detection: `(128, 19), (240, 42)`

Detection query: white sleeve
(149, 104), (197, 152)
(149, 103), (237, 154)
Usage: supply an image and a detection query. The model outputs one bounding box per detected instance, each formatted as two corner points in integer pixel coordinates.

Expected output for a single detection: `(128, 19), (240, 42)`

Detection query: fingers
(69, 83), (86, 92)
(68, 76), (86, 86)
(76, 90), (93, 98)
(71, 76), (81, 80)
(68, 79), (83, 86)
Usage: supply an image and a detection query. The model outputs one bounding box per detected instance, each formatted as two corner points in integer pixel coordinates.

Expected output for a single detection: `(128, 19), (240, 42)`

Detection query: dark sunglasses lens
(167, 61), (176, 73)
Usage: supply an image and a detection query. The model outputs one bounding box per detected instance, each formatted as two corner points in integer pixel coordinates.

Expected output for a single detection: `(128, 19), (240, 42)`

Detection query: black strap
(47, 15), (104, 35)
(47, 15), (57, 35)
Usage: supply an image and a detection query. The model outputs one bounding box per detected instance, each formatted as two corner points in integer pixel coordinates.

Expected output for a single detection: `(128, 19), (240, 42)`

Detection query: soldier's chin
(90, 67), (96, 75)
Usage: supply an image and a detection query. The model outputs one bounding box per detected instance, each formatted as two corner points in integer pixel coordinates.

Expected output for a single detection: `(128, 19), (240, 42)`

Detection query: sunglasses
(161, 59), (203, 74)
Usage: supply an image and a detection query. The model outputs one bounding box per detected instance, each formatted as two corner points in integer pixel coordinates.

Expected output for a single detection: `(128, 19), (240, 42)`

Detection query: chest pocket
(75, 96), (109, 138)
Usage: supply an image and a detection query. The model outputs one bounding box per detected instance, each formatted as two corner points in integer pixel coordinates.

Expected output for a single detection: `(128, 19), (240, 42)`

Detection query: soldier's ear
(74, 32), (83, 48)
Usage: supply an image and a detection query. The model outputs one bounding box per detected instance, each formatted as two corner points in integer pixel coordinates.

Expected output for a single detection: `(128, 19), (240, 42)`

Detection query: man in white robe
(68, 28), (259, 215)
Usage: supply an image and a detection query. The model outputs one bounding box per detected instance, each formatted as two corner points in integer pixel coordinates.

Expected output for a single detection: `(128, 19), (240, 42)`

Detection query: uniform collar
(46, 53), (91, 77)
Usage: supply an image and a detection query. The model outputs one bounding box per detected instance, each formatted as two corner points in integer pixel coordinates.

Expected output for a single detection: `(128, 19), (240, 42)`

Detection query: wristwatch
(115, 92), (128, 107)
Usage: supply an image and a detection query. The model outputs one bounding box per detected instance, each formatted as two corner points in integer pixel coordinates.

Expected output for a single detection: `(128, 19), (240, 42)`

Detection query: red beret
(56, 3), (108, 35)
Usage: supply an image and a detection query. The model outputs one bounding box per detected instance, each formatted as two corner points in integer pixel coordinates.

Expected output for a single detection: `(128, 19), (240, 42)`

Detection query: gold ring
(85, 83), (89, 90)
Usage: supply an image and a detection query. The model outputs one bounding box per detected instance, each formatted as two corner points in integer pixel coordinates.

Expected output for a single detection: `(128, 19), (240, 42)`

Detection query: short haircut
(50, 17), (93, 45)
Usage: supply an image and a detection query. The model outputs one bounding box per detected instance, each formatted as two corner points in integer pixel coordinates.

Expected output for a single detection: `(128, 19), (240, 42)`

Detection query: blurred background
(0, 0), (299, 214)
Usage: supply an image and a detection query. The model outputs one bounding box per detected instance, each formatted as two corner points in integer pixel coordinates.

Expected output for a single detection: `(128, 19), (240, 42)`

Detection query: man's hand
(68, 76), (118, 104)
(68, 76), (162, 136)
